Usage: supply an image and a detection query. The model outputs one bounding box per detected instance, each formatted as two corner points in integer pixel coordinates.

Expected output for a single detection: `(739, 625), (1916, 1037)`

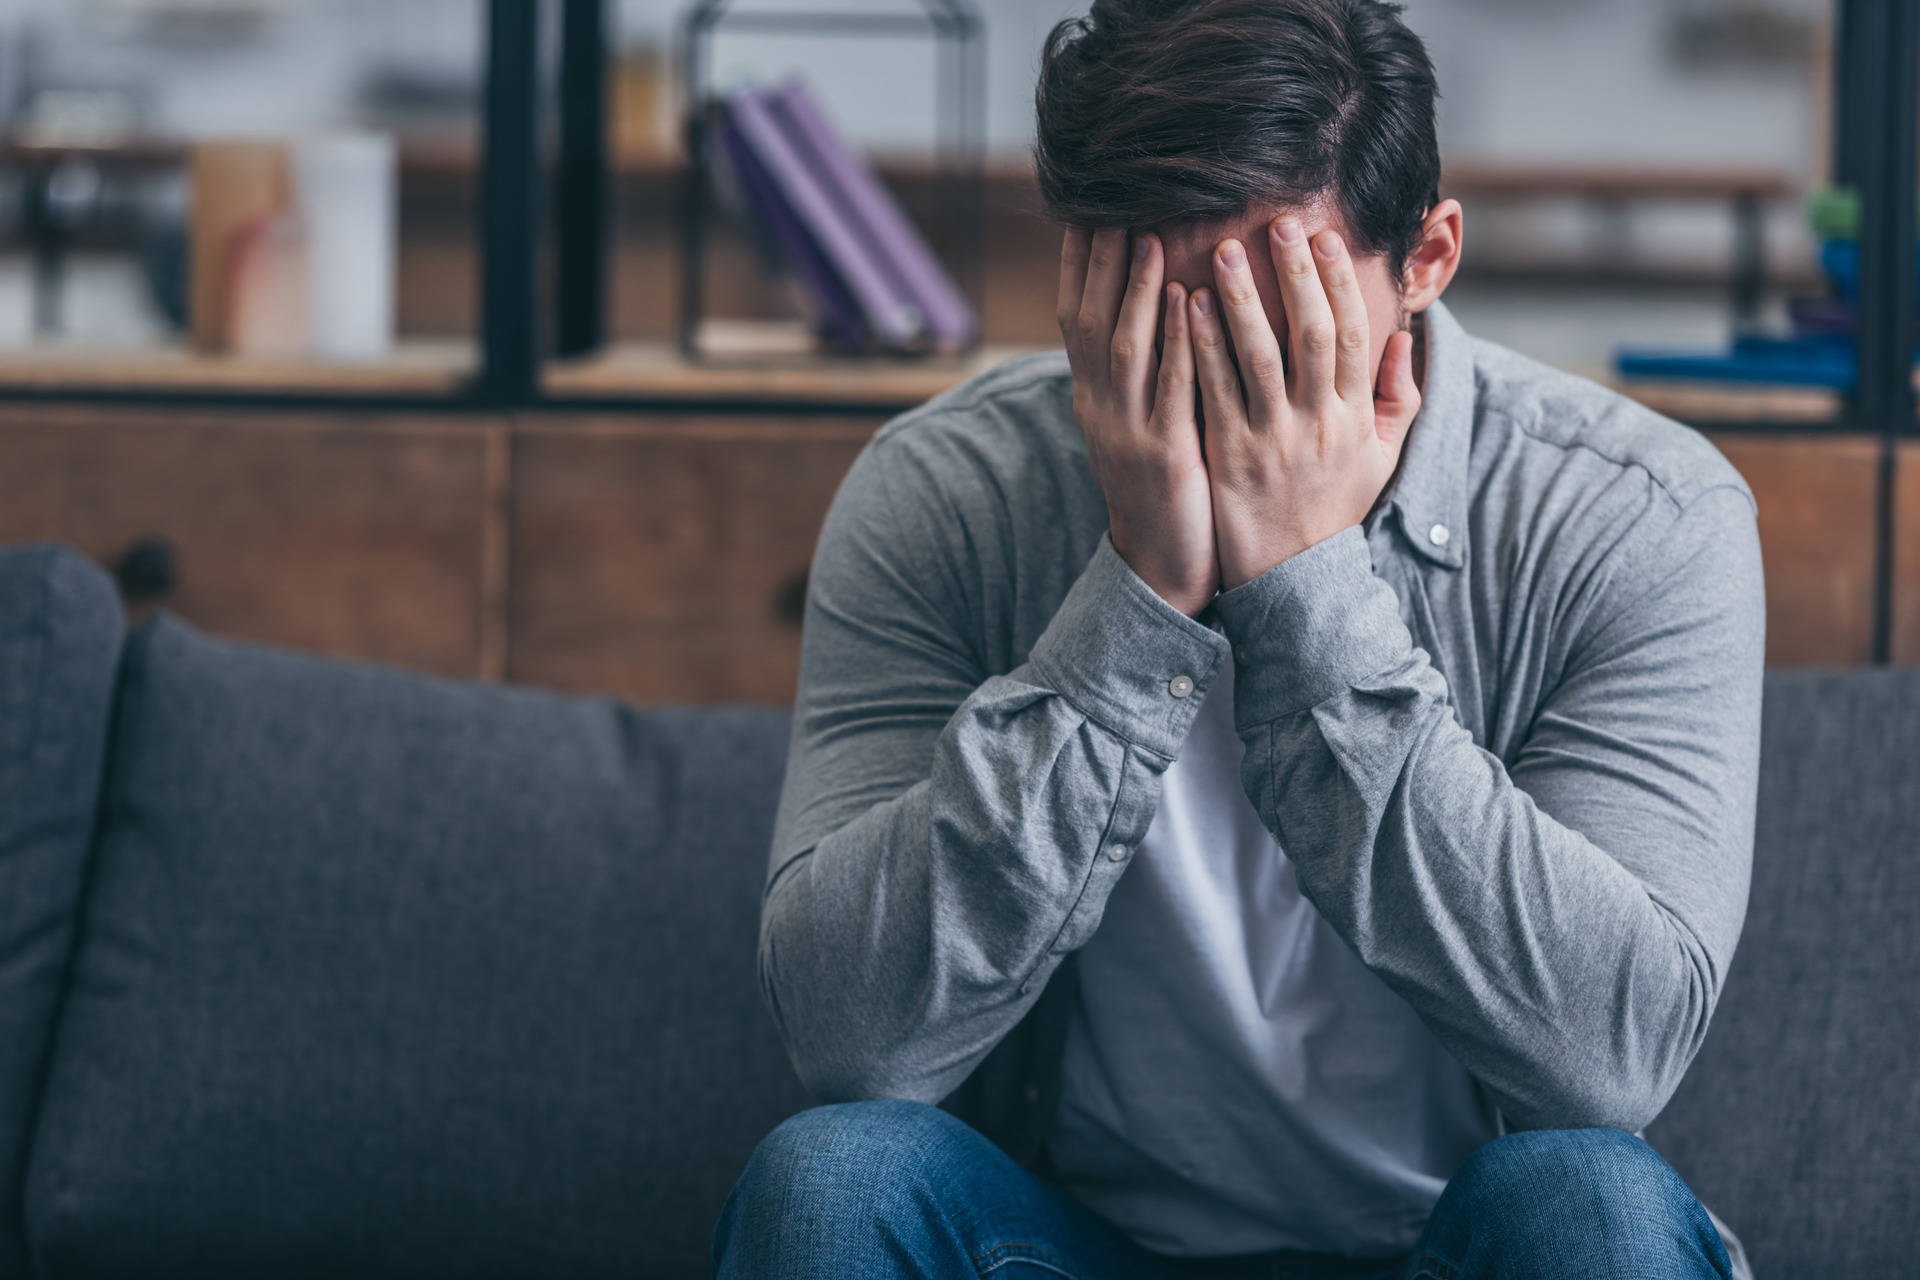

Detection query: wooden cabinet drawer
(1707, 433), (1879, 667)
(508, 415), (880, 705)
(0, 405), (506, 678)
(1894, 441), (1920, 666)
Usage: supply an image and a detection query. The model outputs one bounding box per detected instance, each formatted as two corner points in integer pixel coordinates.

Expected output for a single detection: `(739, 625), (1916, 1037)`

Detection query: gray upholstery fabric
(1647, 668), (1920, 1277)
(15, 591), (1920, 1275)
(25, 616), (811, 1280)
(0, 544), (122, 1280)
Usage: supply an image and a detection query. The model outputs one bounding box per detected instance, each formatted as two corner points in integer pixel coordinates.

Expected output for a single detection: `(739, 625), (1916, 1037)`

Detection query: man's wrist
(1217, 519), (1352, 592)
(1026, 535), (1230, 759)
(1211, 527), (1410, 722)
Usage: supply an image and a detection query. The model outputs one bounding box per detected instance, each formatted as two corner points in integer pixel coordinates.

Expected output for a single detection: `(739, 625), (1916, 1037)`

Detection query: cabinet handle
(115, 535), (179, 603)
(774, 569), (808, 627)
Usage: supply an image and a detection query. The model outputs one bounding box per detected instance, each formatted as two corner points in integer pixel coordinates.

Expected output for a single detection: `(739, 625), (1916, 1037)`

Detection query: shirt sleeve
(1211, 484), (1764, 1132)
(762, 432), (1229, 1104)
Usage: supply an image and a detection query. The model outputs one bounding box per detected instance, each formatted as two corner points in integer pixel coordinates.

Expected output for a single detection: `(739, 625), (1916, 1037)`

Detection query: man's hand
(1059, 227), (1218, 617)
(1188, 217), (1421, 590)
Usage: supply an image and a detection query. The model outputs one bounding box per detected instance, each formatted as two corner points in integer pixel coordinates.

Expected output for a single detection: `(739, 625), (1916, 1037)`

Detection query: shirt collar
(1381, 299), (1474, 570)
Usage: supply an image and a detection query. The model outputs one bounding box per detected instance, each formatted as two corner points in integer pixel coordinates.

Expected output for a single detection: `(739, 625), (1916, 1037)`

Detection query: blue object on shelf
(1615, 335), (1864, 391)
(1818, 238), (1920, 303)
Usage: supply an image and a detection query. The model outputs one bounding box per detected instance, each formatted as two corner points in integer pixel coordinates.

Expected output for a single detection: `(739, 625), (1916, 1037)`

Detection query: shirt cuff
(1211, 526), (1412, 724)
(1024, 534), (1229, 760)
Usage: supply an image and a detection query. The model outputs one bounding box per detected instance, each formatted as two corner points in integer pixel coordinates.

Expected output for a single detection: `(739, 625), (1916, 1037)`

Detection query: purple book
(716, 106), (870, 350)
(771, 77), (979, 353)
(729, 87), (926, 349)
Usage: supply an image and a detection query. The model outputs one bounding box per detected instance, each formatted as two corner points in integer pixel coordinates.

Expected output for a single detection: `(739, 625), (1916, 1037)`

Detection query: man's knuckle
(1339, 324), (1368, 353)
(1303, 321), (1336, 353)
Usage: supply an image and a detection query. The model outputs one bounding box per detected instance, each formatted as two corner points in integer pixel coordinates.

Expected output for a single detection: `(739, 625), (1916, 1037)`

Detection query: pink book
(729, 87), (926, 350)
(771, 78), (979, 353)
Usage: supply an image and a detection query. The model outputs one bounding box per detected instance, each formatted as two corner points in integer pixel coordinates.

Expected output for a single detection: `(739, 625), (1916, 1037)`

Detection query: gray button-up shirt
(763, 301), (1764, 1220)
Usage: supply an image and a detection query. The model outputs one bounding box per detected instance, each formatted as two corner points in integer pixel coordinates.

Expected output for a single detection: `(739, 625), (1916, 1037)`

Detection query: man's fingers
(1188, 288), (1247, 449)
(1074, 228), (1131, 387)
(1374, 328), (1421, 457)
(1210, 238), (1285, 422)
(1269, 216), (1338, 408)
(1111, 233), (1165, 408)
(1153, 281), (1196, 430)
(1312, 229), (1373, 407)
(1056, 228), (1091, 367)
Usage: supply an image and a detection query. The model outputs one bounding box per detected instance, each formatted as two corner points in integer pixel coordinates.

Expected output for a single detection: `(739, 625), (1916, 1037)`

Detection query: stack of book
(1615, 186), (1918, 391)
(709, 78), (978, 356)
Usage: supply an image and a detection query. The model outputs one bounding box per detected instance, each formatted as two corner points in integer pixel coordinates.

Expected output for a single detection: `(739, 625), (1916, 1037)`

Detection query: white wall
(1405, 0), (1825, 178)
(0, 0), (1826, 179)
(618, 0), (1824, 176)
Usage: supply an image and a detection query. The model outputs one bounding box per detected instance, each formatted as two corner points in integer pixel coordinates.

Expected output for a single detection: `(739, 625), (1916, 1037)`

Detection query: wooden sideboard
(0, 389), (1909, 705)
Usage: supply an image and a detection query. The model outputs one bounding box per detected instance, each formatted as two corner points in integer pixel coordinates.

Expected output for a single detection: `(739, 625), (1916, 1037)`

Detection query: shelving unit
(0, 0), (1915, 697)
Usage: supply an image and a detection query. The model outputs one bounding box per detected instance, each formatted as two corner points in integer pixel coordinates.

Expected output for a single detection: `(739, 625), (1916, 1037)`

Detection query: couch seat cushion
(26, 616), (808, 1280)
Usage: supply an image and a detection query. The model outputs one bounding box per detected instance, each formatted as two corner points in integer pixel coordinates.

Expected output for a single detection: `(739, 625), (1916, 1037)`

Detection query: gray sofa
(0, 541), (1913, 1279)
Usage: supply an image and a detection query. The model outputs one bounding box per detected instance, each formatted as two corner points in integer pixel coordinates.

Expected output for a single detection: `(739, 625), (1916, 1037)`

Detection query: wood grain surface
(1893, 441), (1920, 666)
(1706, 432), (1881, 666)
(506, 414), (881, 704)
(0, 404), (503, 677)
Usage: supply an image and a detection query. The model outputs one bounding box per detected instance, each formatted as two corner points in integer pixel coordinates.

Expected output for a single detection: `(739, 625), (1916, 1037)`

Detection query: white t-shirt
(1048, 660), (1501, 1257)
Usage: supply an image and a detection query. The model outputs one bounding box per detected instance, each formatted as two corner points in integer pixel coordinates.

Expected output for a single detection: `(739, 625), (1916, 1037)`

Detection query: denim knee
(713, 1100), (982, 1272)
(1416, 1129), (1731, 1280)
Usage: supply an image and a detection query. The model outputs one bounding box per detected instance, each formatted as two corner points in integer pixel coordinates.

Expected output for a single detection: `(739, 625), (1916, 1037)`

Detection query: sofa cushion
(0, 544), (123, 1280)
(1647, 668), (1920, 1276)
(25, 616), (810, 1280)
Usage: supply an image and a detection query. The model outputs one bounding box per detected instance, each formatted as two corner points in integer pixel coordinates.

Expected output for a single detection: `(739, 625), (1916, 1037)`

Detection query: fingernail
(1165, 282), (1183, 310)
(1275, 218), (1302, 245)
(1193, 289), (1214, 316)
(1134, 234), (1152, 261)
(1217, 240), (1245, 270)
(1316, 231), (1344, 258)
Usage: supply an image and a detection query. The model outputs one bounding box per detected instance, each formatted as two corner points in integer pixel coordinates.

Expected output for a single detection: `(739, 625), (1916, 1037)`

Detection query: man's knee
(734, 1099), (975, 1210)
(714, 1099), (986, 1272)
(1426, 1129), (1730, 1278)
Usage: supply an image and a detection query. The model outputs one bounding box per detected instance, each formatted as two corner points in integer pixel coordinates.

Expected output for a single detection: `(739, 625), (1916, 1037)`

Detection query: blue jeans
(713, 1100), (1732, 1280)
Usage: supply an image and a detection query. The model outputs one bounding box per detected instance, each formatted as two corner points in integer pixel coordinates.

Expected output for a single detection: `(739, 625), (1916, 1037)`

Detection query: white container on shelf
(293, 132), (395, 362)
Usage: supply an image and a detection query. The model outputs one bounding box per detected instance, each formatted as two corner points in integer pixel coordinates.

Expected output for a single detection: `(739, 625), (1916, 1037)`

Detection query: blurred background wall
(0, 0), (1831, 364)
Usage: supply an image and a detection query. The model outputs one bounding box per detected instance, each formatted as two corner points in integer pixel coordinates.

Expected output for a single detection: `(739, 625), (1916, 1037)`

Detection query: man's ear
(1403, 198), (1463, 312)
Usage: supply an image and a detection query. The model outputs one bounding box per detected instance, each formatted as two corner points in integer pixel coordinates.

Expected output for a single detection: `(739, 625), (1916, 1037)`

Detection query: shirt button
(1106, 843), (1131, 862)
(1235, 647), (1249, 667)
(1168, 674), (1195, 698)
(1428, 523), (1451, 547)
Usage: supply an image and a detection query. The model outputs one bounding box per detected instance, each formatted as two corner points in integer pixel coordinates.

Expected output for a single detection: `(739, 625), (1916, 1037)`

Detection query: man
(715, 1), (1764, 1276)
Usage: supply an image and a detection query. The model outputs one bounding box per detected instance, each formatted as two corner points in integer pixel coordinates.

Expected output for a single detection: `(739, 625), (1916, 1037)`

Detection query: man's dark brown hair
(1035, 0), (1441, 278)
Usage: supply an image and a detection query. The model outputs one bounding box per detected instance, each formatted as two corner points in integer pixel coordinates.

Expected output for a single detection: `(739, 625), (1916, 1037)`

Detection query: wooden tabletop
(543, 339), (1047, 408)
(0, 332), (1858, 428)
(1603, 378), (1844, 425)
(0, 339), (475, 395)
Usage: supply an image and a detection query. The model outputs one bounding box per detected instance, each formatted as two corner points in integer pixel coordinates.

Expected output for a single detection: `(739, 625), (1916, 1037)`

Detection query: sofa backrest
(0, 546), (122, 1280)
(1646, 668), (1920, 1277)
(9, 539), (1919, 1279)
(23, 613), (810, 1280)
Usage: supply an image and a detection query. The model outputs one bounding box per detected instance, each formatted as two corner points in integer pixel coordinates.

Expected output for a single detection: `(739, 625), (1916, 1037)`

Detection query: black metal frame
(554, 0), (608, 359)
(675, 0), (987, 360)
(476, 0), (543, 404)
(1836, 0), (1920, 662)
